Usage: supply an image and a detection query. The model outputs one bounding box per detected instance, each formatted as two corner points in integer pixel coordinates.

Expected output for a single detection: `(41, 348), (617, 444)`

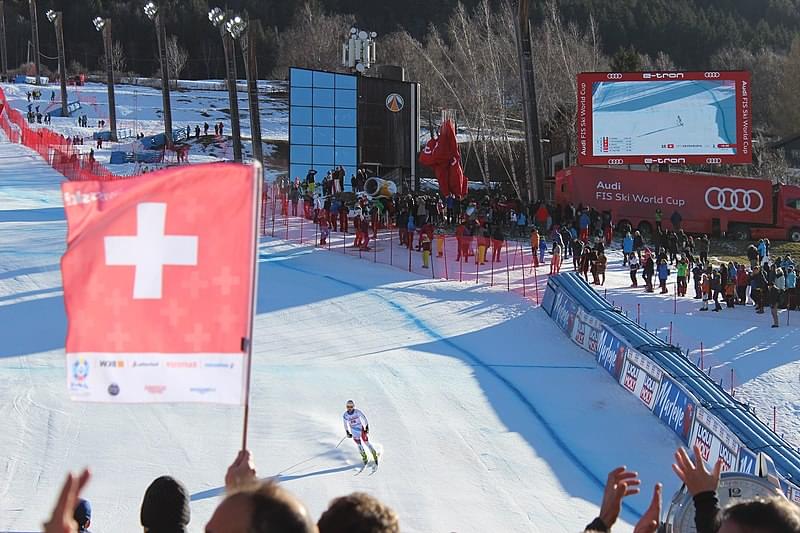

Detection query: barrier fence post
(314, 222), (318, 247)
(390, 229), (393, 266)
(443, 236), (448, 280)
(475, 249), (479, 284)
(669, 321), (673, 344)
(459, 253), (463, 283)
(773, 406), (777, 433)
(637, 303), (641, 325)
(532, 262), (539, 305)
(520, 243), (527, 297)
(408, 242), (411, 272)
(730, 368), (735, 396)
(343, 231), (346, 254)
(604, 288), (608, 299)
(271, 192), (276, 237)
(674, 283), (677, 314)
(374, 233), (377, 263)
(506, 243), (511, 292)
(700, 342), (704, 371)
(300, 214), (304, 244)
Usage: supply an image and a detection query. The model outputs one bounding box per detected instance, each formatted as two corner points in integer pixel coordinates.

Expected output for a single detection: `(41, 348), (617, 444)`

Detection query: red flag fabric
(60, 163), (259, 404)
(418, 119), (468, 199)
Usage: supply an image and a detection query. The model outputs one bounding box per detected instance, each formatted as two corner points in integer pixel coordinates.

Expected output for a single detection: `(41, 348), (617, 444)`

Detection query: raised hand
(672, 445), (722, 496)
(634, 483), (662, 533)
(225, 449), (257, 491)
(599, 466), (642, 528)
(43, 469), (91, 533)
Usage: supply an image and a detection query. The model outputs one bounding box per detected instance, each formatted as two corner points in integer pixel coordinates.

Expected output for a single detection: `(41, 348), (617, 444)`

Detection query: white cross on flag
(60, 163), (259, 404)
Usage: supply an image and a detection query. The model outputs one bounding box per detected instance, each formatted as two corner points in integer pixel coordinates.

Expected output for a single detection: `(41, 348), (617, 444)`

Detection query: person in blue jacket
(622, 232), (634, 266)
(538, 238), (548, 265)
(657, 258), (671, 294)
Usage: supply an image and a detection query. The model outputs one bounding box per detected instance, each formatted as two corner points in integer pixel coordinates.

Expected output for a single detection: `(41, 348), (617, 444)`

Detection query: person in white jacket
(343, 400), (378, 465)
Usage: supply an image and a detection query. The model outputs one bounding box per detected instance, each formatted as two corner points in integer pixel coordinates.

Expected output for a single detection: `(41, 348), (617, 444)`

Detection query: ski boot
(372, 450), (379, 465)
(360, 450), (368, 465)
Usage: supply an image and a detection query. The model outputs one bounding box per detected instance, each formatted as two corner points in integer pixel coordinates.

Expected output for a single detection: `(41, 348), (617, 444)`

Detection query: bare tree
(272, 2), (355, 77)
(99, 40), (126, 77)
(163, 35), (189, 86)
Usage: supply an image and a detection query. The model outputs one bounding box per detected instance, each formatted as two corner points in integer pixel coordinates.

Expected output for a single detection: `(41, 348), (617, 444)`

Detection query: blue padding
(544, 272), (800, 486)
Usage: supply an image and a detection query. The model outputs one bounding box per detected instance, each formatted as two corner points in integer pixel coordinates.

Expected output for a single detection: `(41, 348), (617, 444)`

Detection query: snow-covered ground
(0, 131), (687, 532)
(2, 80), (799, 531)
(3, 81), (288, 178)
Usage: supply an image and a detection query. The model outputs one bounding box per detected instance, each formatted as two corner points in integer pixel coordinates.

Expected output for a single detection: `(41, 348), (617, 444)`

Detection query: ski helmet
(346, 400), (355, 409)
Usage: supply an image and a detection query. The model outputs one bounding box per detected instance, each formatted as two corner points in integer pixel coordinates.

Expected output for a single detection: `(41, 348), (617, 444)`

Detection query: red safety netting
(258, 182), (551, 305)
(0, 87), (132, 182)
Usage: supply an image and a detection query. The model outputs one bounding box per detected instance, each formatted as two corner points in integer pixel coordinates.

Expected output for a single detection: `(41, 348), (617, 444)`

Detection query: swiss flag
(60, 163), (259, 404)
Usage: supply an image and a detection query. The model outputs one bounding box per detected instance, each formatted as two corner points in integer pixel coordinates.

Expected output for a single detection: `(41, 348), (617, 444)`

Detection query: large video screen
(289, 68), (358, 187)
(577, 71), (751, 166)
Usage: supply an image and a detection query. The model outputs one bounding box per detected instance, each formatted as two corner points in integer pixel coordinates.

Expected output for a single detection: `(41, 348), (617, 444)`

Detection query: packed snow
(1, 78), (799, 531)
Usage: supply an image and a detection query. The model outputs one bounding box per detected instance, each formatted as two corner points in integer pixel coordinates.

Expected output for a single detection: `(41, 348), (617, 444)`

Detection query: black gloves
(346, 431), (352, 438)
(364, 425), (369, 434)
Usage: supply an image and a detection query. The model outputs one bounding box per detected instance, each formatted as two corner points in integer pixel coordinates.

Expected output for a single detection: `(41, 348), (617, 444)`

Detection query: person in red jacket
(339, 201), (349, 234)
(318, 211), (329, 246)
(360, 214), (371, 251)
(455, 221), (468, 261)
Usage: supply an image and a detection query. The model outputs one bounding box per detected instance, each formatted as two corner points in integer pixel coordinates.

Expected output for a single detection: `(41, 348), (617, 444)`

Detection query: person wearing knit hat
(141, 476), (190, 533)
(73, 498), (92, 532)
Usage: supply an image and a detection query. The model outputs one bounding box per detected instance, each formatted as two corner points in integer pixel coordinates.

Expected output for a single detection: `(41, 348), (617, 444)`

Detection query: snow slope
(0, 132), (685, 532)
(589, 247), (800, 451)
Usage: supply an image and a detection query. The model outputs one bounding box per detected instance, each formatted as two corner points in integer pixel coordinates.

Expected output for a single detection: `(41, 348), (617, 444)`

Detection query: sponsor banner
(653, 374), (697, 444)
(595, 326), (628, 380)
(619, 349), (663, 411)
(571, 307), (602, 353)
(737, 446), (758, 476)
(552, 292), (578, 336)
(689, 407), (741, 473)
(66, 353), (245, 404)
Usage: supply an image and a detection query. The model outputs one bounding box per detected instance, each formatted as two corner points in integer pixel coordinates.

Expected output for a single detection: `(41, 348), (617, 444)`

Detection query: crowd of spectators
(583, 445), (800, 532)
(44, 444), (799, 532)
(44, 449), (400, 533)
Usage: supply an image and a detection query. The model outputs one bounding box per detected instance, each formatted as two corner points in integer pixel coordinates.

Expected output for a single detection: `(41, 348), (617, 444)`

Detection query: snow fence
(543, 272), (800, 502)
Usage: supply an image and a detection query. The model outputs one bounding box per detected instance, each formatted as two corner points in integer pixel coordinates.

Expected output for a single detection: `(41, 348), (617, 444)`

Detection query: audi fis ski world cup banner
(60, 163), (259, 404)
(571, 307), (602, 353)
(577, 71), (752, 166)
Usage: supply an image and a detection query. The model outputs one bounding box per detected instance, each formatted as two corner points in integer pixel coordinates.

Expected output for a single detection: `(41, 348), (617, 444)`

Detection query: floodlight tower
(342, 27), (377, 74)
(209, 7), (242, 162)
(28, 0), (41, 84)
(144, 1), (173, 148)
(45, 10), (67, 117)
(0, 1), (9, 82)
(226, 15), (262, 167)
(93, 17), (117, 140)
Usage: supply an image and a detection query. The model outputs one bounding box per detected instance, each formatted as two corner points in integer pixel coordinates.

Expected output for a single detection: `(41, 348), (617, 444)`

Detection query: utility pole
(144, 2), (173, 149)
(0, 2), (8, 82)
(515, 0), (546, 203)
(46, 11), (68, 117)
(28, 0), (41, 85)
(93, 18), (118, 140)
(209, 7), (242, 163)
(234, 18), (263, 166)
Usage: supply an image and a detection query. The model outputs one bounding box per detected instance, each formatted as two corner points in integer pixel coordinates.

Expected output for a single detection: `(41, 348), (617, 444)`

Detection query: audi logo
(706, 158), (722, 164)
(607, 159), (625, 165)
(704, 187), (764, 212)
(704, 72), (721, 79)
(607, 73), (623, 80)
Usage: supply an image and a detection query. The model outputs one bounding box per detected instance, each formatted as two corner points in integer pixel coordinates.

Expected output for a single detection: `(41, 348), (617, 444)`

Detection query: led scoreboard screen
(577, 71), (751, 166)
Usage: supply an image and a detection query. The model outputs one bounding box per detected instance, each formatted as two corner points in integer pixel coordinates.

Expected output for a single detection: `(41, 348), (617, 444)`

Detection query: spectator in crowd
(595, 249), (607, 285)
(654, 208), (662, 232)
(657, 258), (670, 294)
(74, 498), (91, 533)
(700, 271), (710, 311)
(768, 281), (781, 328)
(622, 232), (633, 266)
(140, 475), (191, 533)
(550, 239), (562, 275)
(318, 492), (400, 533)
(628, 253), (639, 287)
(491, 224), (505, 263)
(583, 467), (660, 533)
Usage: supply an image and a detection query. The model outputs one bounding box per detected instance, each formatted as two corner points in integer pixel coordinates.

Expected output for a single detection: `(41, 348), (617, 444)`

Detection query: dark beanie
(140, 476), (190, 532)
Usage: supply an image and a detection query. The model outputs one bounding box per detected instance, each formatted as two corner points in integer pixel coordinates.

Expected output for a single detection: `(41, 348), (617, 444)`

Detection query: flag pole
(242, 162), (262, 451)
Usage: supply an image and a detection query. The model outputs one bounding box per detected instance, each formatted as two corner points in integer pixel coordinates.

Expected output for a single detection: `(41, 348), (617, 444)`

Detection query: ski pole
(335, 436), (347, 449)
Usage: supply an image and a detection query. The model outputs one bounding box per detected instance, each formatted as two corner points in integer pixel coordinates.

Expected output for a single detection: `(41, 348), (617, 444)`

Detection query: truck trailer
(555, 166), (800, 241)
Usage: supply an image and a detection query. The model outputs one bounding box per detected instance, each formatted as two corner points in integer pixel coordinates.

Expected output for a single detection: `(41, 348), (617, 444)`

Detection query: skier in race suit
(343, 400), (378, 465)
